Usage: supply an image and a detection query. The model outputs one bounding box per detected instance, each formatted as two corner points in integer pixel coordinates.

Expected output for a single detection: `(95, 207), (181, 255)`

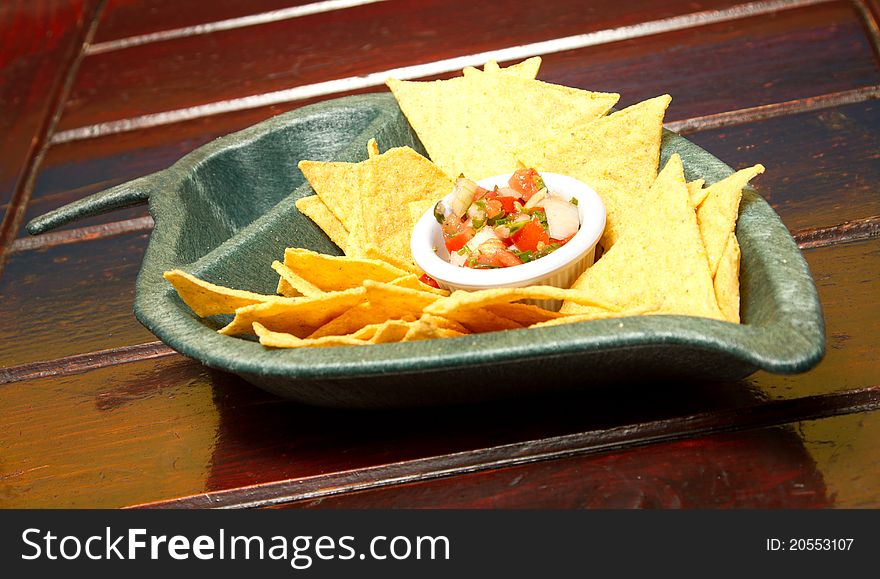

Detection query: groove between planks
(130, 384), (880, 509)
(0, 341), (175, 385)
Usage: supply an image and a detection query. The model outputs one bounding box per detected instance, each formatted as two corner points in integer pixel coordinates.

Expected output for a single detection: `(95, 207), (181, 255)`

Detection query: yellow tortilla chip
(561, 154), (723, 321)
(441, 307), (523, 333)
(388, 274), (449, 295)
(163, 270), (277, 317)
(297, 159), (365, 231)
(485, 302), (565, 325)
(308, 300), (418, 338)
(401, 317), (466, 341)
(687, 179), (707, 208)
(356, 146), (453, 267)
(530, 305), (661, 327)
(387, 73), (618, 180)
(517, 95), (671, 249)
(254, 322), (370, 348)
(295, 195), (350, 253)
(714, 232), (741, 323)
(367, 138), (380, 158)
(424, 286), (618, 316)
(218, 286), (366, 337)
(408, 198), (436, 228)
(362, 279), (441, 313)
(362, 244), (422, 275)
(417, 313), (469, 334)
(272, 260), (322, 298)
(462, 57), (542, 79)
(697, 164), (765, 277)
(283, 247), (411, 290)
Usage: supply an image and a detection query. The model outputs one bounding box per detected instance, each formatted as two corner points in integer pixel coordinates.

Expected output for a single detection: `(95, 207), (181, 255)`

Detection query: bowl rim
(411, 172), (606, 289)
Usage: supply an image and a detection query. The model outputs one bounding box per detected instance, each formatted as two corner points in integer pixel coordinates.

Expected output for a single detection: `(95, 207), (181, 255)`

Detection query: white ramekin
(411, 172), (605, 308)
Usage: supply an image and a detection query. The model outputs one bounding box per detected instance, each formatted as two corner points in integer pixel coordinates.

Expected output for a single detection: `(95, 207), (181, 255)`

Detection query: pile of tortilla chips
(165, 58), (765, 349)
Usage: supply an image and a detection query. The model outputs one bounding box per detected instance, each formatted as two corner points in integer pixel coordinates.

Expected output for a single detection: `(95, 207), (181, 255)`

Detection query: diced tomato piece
(511, 218), (550, 252)
(484, 199), (503, 219)
(498, 196), (518, 213)
(473, 239), (523, 268)
(508, 168), (544, 200)
(444, 228), (474, 252)
(550, 233), (576, 246)
(419, 273), (441, 289)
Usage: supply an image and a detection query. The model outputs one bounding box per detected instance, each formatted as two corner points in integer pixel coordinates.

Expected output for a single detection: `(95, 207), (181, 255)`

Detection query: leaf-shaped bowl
(28, 93), (825, 408)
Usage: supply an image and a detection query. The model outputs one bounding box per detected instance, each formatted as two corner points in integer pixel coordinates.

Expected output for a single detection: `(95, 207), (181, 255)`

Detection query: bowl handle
(26, 174), (155, 235)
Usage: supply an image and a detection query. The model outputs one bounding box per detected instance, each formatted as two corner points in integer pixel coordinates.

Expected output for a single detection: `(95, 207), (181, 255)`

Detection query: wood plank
(528, 0), (880, 120)
(0, 239), (877, 507)
(55, 0), (761, 132)
(747, 238), (880, 399)
(0, 231), (155, 367)
(279, 410), (880, 508)
(687, 100), (880, 232)
(0, 0), (97, 214)
(92, 0), (318, 45)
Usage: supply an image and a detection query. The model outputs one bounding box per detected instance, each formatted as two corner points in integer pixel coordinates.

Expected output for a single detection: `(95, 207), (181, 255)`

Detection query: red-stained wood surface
(57, 0), (754, 132)
(281, 411), (880, 509)
(92, 0), (318, 45)
(0, 231), (155, 367)
(0, 0), (98, 252)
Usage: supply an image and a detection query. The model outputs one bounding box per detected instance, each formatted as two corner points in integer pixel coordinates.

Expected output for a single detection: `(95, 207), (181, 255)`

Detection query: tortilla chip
(272, 260), (323, 298)
(254, 322), (370, 348)
(282, 247), (411, 291)
(355, 147), (454, 267)
(362, 279), (441, 313)
(417, 313), (470, 334)
(387, 73), (618, 180)
(441, 307), (523, 333)
(295, 195), (350, 253)
(401, 317), (466, 341)
(307, 302), (414, 338)
(697, 164), (765, 277)
(485, 302), (566, 325)
(462, 57), (542, 79)
(530, 305), (661, 327)
(517, 95), (671, 249)
(367, 138), (380, 158)
(408, 198), (436, 228)
(362, 244), (422, 275)
(388, 274), (449, 295)
(687, 179), (707, 208)
(163, 270), (276, 317)
(297, 159), (365, 231)
(714, 232), (741, 323)
(561, 154), (724, 321)
(424, 286), (619, 316)
(218, 286), (366, 337)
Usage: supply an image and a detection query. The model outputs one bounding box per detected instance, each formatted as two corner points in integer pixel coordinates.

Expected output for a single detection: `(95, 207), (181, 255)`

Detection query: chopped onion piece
(523, 188), (547, 209)
(450, 177), (479, 217)
(543, 196), (580, 240)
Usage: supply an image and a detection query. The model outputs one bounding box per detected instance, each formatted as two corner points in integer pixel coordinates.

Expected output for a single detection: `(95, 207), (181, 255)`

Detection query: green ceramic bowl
(28, 93), (825, 408)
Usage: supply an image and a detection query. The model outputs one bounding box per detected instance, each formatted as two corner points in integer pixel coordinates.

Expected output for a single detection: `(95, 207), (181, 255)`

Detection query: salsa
(434, 168), (580, 269)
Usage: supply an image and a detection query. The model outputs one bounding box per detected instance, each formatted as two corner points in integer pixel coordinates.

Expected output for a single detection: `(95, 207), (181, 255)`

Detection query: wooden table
(1, 0), (878, 509)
